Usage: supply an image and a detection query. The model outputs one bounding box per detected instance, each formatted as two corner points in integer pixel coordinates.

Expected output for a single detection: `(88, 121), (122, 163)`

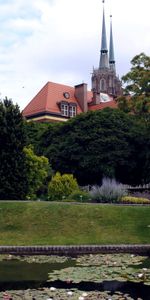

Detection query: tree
(25, 121), (51, 153)
(38, 108), (150, 186)
(117, 53), (150, 118)
(24, 146), (51, 199)
(0, 98), (28, 199)
(48, 172), (79, 201)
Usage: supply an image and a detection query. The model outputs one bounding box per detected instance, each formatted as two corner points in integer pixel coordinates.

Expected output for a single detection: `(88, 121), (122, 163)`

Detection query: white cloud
(0, 0), (149, 110)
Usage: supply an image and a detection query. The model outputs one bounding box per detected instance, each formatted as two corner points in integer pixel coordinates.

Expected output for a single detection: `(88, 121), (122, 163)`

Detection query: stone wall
(0, 245), (149, 256)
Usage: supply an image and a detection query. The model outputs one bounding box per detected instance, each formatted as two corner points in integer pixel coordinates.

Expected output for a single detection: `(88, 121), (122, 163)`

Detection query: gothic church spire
(109, 15), (116, 72)
(91, 0), (122, 100)
(99, 0), (109, 69)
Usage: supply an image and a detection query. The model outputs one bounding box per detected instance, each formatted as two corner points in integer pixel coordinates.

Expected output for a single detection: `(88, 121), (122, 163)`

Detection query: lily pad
(48, 254), (150, 285)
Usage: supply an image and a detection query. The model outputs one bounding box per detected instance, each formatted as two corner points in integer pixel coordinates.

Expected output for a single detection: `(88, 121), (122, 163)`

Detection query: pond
(0, 254), (150, 300)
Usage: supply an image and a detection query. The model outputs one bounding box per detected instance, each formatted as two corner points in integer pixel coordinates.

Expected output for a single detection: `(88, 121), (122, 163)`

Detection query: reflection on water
(47, 279), (150, 300)
(0, 259), (75, 282)
(0, 279), (150, 300)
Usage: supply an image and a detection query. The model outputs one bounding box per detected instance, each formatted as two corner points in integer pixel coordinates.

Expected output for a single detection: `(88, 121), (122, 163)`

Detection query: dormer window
(59, 101), (77, 118)
(69, 105), (76, 117)
(61, 103), (69, 116)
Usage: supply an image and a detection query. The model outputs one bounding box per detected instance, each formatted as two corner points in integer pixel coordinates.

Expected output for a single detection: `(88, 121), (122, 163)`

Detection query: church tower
(91, 0), (122, 104)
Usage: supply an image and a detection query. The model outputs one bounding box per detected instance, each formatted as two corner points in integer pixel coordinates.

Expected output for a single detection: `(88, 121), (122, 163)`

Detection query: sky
(0, 0), (149, 110)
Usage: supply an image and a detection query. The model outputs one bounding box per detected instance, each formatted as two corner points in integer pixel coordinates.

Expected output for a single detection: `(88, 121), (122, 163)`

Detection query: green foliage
(25, 121), (54, 153)
(0, 98), (28, 199)
(41, 109), (132, 184)
(90, 178), (128, 203)
(117, 53), (150, 118)
(122, 53), (150, 96)
(121, 196), (150, 204)
(48, 172), (79, 201)
(68, 189), (90, 202)
(38, 108), (150, 186)
(24, 145), (51, 199)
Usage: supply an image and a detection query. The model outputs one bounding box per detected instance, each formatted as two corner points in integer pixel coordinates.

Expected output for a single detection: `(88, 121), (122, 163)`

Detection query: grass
(0, 201), (150, 245)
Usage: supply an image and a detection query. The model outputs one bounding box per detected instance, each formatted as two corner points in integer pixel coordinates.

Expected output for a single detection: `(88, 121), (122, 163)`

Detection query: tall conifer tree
(0, 98), (28, 199)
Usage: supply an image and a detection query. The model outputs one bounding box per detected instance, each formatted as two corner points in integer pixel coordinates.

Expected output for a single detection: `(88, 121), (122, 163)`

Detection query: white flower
(50, 286), (56, 291)
(82, 292), (88, 297)
(78, 297), (85, 300)
(138, 273), (143, 278)
(67, 291), (73, 296)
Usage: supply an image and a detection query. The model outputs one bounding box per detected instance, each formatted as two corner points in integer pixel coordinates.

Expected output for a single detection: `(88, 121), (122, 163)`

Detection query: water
(0, 257), (149, 299)
(0, 259), (75, 282)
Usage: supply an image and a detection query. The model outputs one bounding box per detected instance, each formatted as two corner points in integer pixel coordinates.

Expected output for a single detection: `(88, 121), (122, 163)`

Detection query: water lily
(50, 287), (56, 291)
(138, 273), (143, 278)
(66, 279), (72, 284)
(82, 292), (88, 297)
(67, 291), (73, 296)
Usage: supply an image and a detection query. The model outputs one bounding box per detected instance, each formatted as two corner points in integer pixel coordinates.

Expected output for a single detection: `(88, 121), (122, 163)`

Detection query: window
(100, 79), (106, 91)
(60, 102), (77, 118)
(109, 76), (113, 87)
(69, 105), (76, 117)
(61, 104), (69, 116)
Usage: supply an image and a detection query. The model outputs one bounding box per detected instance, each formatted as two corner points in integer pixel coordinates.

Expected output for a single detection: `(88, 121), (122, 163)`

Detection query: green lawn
(0, 201), (150, 245)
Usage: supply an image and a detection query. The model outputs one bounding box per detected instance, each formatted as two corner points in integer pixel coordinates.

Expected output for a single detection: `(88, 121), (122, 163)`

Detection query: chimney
(75, 83), (88, 113)
(92, 91), (100, 105)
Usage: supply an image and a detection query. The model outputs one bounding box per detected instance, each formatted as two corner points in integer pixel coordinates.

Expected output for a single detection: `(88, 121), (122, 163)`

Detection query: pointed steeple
(101, 1), (107, 51)
(99, 0), (109, 69)
(109, 15), (116, 72)
(91, 0), (122, 99)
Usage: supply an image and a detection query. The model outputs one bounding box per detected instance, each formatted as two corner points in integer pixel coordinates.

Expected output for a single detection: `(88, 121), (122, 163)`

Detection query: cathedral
(23, 0), (122, 123)
(91, 1), (122, 105)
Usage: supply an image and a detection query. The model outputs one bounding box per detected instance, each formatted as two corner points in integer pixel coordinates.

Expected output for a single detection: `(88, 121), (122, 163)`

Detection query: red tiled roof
(23, 81), (117, 120)
(87, 90), (93, 103)
(88, 100), (117, 111)
(22, 81), (83, 117)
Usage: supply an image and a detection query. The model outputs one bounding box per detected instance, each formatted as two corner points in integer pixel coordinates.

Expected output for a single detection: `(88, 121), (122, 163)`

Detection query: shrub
(48, 172), (79, 201)
(90, 178), (127, 203)
(68, 189), (90, 202)
(130, 191), (150, 200)
(24, 146), (51, 200)
(121, 196), (150, 204)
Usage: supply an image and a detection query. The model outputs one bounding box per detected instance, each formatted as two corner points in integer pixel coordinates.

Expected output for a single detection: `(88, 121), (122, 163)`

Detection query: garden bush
(48, 172), (79, 201)
(68, 189), (90, 202)
(24, 146), (50, 200)
(130, 191), (150, 200)
(121, 196), (150, 204)
(90, 178), (127, 203)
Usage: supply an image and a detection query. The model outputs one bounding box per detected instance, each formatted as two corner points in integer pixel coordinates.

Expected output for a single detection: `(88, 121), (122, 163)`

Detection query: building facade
(23, 0), (121, 123)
